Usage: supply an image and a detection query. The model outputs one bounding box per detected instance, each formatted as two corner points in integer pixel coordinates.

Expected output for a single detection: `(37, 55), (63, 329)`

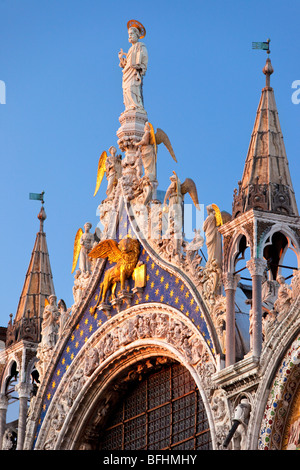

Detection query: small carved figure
(41, 295), (60, 349)
(79, 223), (95, 273)
(262, 270), (279, 313)
(72, 269), (82, 304)
(72, 223), (98, 274)
(84, 347), (99, 377)
(105, 146), (122, 197)
(203, 204), (222, 268)
(2, 427), (17, 450)
(291, 269), (300, 300)
(274, 274), (292, 319)
(232, 398), (251, 450)
(200, 258), (222, 301)
(58, 299), (70, 336)
(211, 392), (230, 449)
(98, 198), (115, 238)
(67, 368), (85, 407)
(163, 171), (200, 239)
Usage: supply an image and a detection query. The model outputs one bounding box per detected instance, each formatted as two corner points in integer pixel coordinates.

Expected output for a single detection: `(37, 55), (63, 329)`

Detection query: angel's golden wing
(88, 239), (122, 264)
(155, 128), (177, 163)
(181, 178), (200, 209)
(93, 151), (107, 197)
(212, 203), (223, 226)
(44, 298), (49, 307)
(148, 122), (157, 156)
(71, 228), (83, 273)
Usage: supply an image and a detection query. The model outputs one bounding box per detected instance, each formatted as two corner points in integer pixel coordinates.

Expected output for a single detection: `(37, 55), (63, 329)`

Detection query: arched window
(99, 362), (212, 450)
(263, 231), (299, 283)
(5, 361), (19, 426)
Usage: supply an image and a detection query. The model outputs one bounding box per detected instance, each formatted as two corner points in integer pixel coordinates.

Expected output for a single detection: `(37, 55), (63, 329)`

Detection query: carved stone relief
(35, 309), (223, 450)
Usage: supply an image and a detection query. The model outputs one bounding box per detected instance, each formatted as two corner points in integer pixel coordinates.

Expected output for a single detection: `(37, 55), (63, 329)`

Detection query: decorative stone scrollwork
(2, 427), (17, 450)
(210, 295), (227, 353)
(211, 390), (230, 450)
(41, 370), (85, 450)
(291, 269), (300, 301)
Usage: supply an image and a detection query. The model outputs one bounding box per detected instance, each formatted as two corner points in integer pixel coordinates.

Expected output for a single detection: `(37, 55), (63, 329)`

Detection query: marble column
(246, 258), (267, 359)
(0, 394), (8, 450)
(223, 272), (240, 367)
(15, 382), (32, 450)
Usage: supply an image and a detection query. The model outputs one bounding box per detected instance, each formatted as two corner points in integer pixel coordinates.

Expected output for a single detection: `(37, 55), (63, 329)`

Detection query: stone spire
(232, 57), (298, 218)
(10, 204), (55, 342)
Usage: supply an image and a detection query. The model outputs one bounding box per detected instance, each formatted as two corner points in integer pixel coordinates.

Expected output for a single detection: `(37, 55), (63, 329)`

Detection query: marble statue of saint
(41, 295), (60, 348)
(119, 21), (148, 112)
(79, 223), (95, 274)
(203, 205), (222, 268)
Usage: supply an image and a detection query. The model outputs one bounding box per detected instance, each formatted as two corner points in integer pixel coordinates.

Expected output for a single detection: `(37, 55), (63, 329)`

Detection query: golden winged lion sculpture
(88, 237), (140, 306)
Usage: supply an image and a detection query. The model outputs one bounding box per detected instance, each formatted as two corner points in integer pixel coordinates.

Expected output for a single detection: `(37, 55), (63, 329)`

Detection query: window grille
(100, 362), (212, 450)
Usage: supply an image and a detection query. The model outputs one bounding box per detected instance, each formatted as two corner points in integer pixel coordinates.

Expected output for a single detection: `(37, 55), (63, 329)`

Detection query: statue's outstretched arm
(118, 48), (127, 68)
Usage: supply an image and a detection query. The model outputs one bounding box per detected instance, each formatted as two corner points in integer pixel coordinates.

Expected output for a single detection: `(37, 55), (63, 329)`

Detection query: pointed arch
(1, 358), (20, 395)
(259, 224), (300, 279)
(225, 230), (252, 274)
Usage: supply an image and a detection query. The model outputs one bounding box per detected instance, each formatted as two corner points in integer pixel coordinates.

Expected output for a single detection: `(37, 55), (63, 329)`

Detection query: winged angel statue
(164, 171), (200, 210)
(203, 203), (231, 268)
(88, 237), (140, 307)
(93, 146), (122, 199)
(71, 223), (100, 274)
(135, 121), (177, 184)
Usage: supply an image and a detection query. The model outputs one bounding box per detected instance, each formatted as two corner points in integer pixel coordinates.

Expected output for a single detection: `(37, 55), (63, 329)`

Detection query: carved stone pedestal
(118, 291), (133, 308)
(98, 303), (111, 319)
(117, 109), (148, 151)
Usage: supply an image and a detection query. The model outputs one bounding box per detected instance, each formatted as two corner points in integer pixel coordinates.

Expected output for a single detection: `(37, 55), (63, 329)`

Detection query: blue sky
(0, 0), (299, 327)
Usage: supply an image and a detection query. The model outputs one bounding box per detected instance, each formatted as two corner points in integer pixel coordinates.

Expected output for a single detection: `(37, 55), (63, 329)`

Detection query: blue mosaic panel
(34, 207), (214, 445)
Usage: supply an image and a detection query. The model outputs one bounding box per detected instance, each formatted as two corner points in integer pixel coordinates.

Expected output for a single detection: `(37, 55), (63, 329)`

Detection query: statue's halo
(127, 19), (146, 39)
